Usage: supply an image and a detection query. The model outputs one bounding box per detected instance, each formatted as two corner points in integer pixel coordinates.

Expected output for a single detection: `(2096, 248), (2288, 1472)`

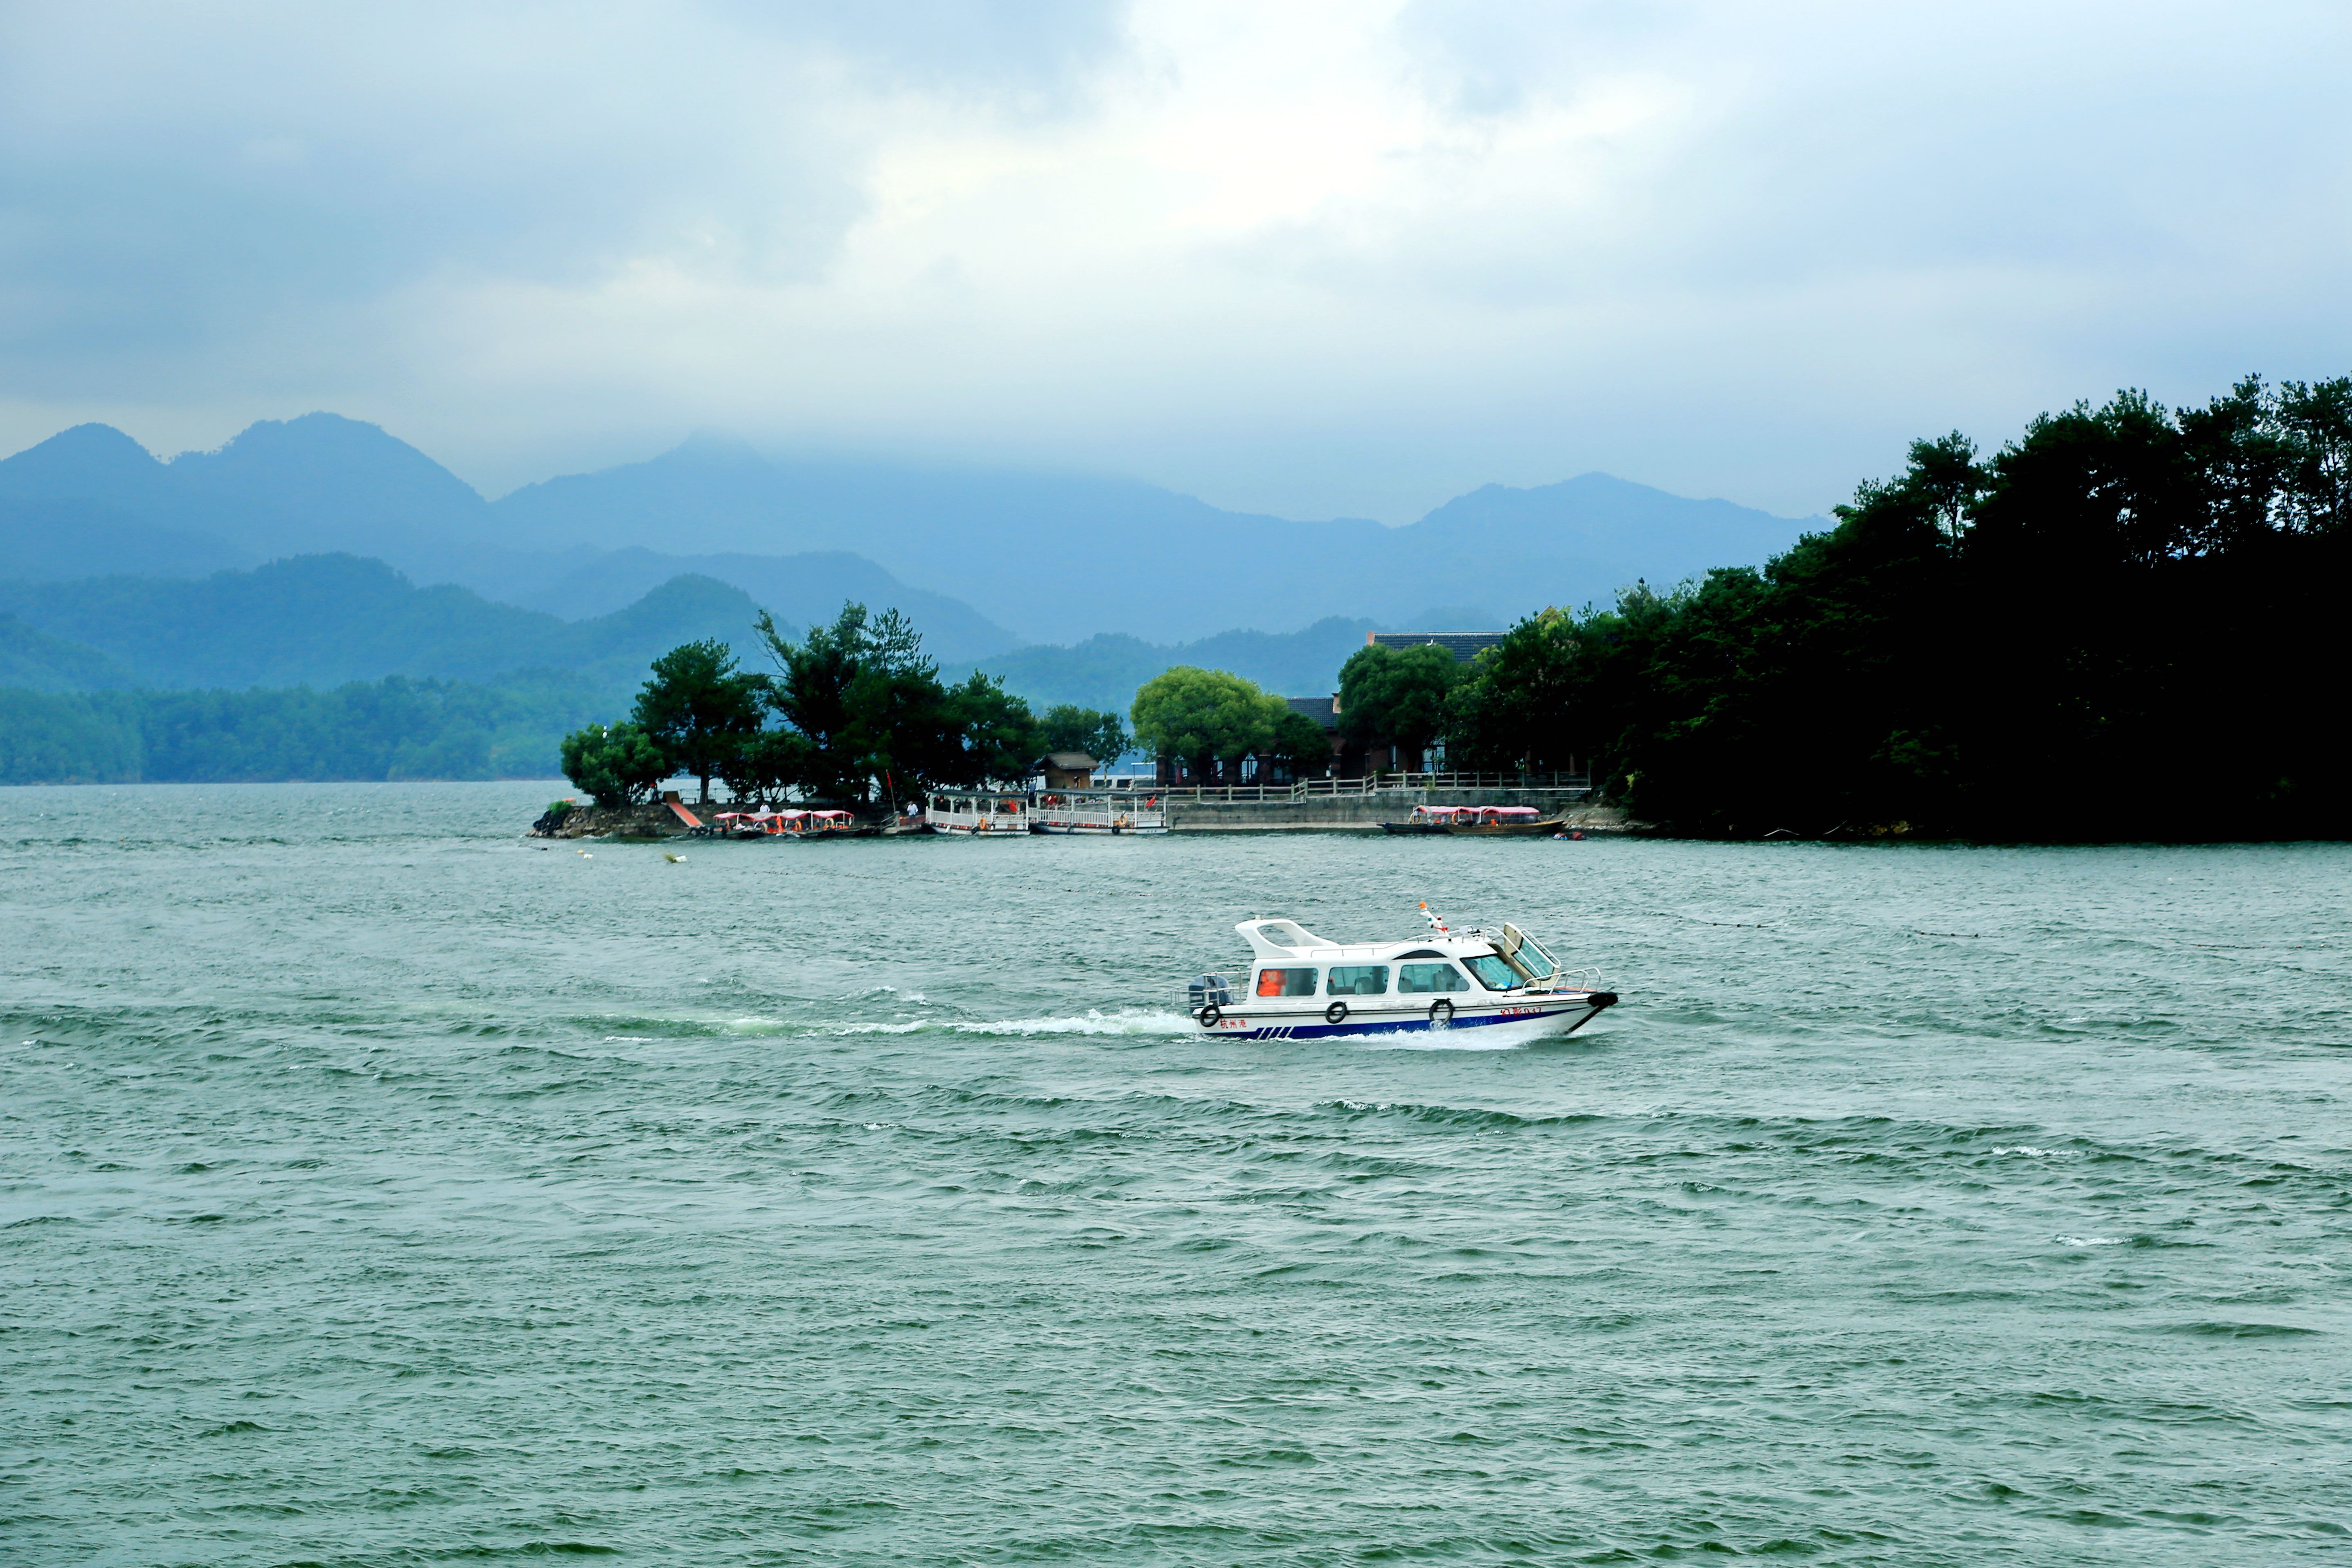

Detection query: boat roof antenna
(1419, 900), (1451, 935)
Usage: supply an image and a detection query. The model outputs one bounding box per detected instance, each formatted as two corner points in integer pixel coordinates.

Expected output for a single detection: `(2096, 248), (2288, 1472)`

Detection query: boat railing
(1034, 797), (1168, 830)
(1143, 771), (1592, 804)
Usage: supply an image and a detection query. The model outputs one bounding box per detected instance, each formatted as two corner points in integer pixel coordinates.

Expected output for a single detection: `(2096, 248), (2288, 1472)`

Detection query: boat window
(1463, 953), (1520, 990)
(1256, 967), (1319, 998)
(1325, 965), (1388, 996)
(1396, 962), (1468, 994)
(1396, 949), (1445, 960)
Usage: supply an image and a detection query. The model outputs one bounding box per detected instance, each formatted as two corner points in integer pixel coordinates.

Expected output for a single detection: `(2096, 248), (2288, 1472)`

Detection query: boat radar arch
(1237, 918), (1327, 956)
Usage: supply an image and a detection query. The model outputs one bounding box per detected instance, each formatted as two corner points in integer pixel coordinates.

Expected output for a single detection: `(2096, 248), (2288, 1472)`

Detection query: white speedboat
(1185, 906), (1616, 1042)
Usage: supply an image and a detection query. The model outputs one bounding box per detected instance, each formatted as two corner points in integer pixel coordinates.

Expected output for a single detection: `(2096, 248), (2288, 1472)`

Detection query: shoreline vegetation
(1484, 374), (2350, 842)
(6, 374), (2346, 843)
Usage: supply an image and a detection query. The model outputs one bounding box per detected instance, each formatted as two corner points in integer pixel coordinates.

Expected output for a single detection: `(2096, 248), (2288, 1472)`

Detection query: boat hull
(1196, 991), (1615, 1041)
(1379, 815), (1572, 836)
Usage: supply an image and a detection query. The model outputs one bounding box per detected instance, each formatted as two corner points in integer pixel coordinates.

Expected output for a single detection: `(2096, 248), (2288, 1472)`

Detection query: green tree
(1038, 703), (1128, 766)
(1129, 666), (1283, 782)
(718, 728), (815, 806)
(631, 639), (765, 803)
(757, 602), (962, 802)
(2272, 376), (2352, 534)
(560, 721), (669, 808)
(1900, 431), (1987, 547)
(1267, 708), (1332, 780)
(944, 672), (1042, 786)
(1336, 642), (1460, 769)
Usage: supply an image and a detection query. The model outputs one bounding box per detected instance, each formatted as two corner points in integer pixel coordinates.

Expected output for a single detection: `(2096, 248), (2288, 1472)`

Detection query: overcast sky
(2, 0), (2347, 521)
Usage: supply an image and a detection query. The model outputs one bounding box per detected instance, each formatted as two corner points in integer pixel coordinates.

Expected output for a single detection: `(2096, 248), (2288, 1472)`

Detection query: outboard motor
(1187, 973), (1234, 1011)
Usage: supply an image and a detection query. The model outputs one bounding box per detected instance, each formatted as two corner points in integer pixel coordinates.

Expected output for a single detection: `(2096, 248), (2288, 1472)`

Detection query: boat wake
(1352, 1013), (1589, 1051)
(822, 1008), (1195, 1038)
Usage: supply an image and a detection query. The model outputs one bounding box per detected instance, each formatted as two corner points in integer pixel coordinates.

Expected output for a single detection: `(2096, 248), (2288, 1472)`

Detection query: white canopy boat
(926, 793), (1031, 837)
(1031, 791), (1168, 835)
(1185, 904), (1616, 1042)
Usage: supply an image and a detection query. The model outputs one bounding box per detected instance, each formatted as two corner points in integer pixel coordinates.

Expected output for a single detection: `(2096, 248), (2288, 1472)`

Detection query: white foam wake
(820, 1008), (1194, 1038)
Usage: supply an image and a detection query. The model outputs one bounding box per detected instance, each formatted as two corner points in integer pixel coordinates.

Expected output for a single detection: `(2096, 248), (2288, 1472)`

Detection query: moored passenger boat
(927, 794), (1031, 836)
(708, 808), (870, 838)
(1031, 791), (1167, 835)
(1380, 805), (1568, 836)
(787, 808), (872, 838)
(1186, 905), (1615, 1041)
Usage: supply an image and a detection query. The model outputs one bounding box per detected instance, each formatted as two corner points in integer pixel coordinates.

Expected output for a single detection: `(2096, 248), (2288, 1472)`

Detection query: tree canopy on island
(557, 601), (1127, 809)
(751, 602), (1049, 803)
(559, 721), (668, 808)
(629, 639), (764, 804)
(1442, 374), (2352, 838)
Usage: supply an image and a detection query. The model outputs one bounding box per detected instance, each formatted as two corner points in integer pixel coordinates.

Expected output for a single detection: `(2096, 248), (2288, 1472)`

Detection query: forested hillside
(0, 675), (604, 786)
(0, 556), (778, 696)
(0, 557), (790, 783)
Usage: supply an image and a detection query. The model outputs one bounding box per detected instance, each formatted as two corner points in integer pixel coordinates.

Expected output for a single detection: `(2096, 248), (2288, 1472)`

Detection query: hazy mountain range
(0, 556), (768, 699)
(0, 412), (1820, 714)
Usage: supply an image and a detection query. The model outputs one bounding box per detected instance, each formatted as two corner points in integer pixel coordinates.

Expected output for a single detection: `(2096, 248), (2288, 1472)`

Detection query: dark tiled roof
(1285, 695), (1337, 728)
(1038, 751), (1097, 770)
(1370, 630), (1506, 662)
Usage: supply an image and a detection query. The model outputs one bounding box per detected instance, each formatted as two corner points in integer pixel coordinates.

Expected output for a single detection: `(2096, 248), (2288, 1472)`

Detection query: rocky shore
(528, 800), (706, 839)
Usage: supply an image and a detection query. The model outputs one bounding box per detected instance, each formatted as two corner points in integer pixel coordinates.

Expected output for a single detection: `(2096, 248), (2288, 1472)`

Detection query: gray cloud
(0, 0), (2345, 520)
(0, 4), (1127, 381)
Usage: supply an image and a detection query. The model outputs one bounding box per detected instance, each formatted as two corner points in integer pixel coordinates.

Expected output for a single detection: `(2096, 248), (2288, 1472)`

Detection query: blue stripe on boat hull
(1218, 1005), (1600, 1042)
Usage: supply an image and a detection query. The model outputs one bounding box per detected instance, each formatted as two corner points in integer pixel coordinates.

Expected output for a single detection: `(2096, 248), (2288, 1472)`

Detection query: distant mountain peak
(171, 412), (485, 503)
(670, 429), (768, 463)
(0, 422), (168, 492)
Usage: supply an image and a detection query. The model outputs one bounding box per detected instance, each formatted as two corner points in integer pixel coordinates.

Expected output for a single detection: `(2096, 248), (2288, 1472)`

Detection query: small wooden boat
(1380, 805), (1568, 836)
(786, 808), (875, 839)
(714, 810), (796, 838)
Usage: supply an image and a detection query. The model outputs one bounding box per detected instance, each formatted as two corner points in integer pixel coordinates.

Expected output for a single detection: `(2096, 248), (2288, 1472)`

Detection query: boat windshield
(1462, 953), (1521, 991)
(1500, 924), (1556, 982)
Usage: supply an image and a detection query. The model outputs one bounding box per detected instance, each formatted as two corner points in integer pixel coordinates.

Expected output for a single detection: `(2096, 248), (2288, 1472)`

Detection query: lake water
(3, 782), (2348, 1566)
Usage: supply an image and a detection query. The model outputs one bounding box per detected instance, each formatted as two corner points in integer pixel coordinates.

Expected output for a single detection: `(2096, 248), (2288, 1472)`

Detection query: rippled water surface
(4, 782), (2350, 1566)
